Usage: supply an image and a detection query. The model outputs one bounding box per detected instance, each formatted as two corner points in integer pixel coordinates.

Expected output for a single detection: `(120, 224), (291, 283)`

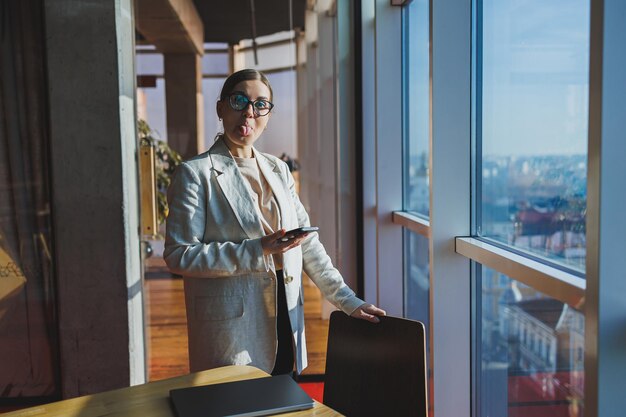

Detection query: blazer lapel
(256, 151), (292, 229)
(208, 138), (264, 239)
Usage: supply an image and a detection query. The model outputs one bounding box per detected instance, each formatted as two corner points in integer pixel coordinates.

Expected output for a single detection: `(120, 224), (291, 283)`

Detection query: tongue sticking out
(239, 125), (252, 136)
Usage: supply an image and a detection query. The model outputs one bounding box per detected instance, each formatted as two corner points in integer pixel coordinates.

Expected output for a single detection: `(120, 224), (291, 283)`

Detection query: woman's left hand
(261, 229), (309, 255)
(350, 303), (387, 323)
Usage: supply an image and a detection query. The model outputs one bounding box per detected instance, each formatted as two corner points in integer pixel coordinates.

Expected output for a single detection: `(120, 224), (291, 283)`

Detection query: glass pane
(239, 43), (296, 72)
(478, 267), (584, 417)
(204, 42), (229, 49)
(403, 0), (430, 216)
(137, 79), (167, 142)
(1, 1), (59, 400)
(136, 53), (163, 75)
(256, 71), (298, 158)
(135, 50), (167, 143)
(203, 77), (226, 149)
(239, 31), (295, 48)
(201, 53), (229, 75)
(480, 0), (590, 272)
(404, 230), (429, 324)
(403, 230), (432, 415)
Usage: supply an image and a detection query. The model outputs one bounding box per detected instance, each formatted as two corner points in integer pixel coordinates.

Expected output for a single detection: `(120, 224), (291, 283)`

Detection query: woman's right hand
(261, 229), (309, 255)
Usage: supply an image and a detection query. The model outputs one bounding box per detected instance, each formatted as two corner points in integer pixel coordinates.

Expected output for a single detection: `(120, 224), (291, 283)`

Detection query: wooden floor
(144, 260), (329, 381)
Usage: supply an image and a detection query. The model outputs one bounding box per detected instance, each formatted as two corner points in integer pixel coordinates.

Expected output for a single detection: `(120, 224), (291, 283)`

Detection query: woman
(164, 69), (385, 376)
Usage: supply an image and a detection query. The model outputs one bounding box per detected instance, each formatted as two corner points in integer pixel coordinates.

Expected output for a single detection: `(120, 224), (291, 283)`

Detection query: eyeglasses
(227, 93), (274, 117)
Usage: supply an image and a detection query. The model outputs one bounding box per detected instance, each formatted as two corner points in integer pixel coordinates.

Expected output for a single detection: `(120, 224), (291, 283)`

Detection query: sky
(481, 0), (590, 157)
(405, 0), (591, 159)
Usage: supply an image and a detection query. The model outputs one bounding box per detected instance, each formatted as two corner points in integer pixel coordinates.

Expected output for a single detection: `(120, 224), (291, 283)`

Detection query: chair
(323, 311), (428, 417)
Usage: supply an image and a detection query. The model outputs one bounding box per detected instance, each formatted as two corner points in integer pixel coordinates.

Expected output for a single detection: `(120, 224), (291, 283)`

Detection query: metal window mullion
(470, 0), (483, 414)
(430, 0), (472, 415)
(584, 0), (626, 415)
(373, 0), (404, 316)
(360, 0), (378, 305)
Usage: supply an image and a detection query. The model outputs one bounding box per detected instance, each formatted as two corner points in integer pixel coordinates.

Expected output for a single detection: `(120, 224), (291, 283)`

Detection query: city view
(481, 268), (584, 417)
(405, 151), (587, 416)
(404, 151), (588, 273)
(482, 153), (587, 272)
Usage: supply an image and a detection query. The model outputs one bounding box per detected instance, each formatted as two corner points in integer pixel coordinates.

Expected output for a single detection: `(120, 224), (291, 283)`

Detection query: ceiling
(192, 0), (306, 44)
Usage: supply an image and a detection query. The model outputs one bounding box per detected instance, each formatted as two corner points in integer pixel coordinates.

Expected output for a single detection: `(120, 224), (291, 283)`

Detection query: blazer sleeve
(164, 162), (270, 277)
(284, 166), (365, 315)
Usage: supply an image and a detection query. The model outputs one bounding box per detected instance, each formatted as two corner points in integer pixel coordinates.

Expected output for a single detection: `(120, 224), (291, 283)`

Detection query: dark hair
(219, 69), (273, 101)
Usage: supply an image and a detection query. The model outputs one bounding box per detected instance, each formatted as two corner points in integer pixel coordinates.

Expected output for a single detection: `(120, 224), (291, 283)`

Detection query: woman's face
(217, 80), (272, 152)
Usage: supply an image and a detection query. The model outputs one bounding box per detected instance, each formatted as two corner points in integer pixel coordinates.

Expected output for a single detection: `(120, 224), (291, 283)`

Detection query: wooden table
(2, 366), (341, 416)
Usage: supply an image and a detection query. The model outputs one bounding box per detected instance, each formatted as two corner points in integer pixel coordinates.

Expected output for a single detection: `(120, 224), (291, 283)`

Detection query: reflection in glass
(479, 267), (584, 417)
(1, 1), (58, 399)
(403, 0), (429, 216)
(480, 0), (590, 272)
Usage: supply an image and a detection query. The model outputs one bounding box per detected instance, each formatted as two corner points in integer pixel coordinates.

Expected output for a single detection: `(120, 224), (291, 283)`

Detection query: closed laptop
(169, 374), (315, 417)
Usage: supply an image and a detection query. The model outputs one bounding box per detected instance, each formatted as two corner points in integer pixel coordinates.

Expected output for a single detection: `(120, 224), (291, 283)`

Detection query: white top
(234, 155), (283, 269)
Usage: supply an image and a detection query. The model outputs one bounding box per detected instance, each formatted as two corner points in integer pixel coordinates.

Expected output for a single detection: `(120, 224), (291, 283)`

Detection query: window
(403, 0), (430, 217)
(136, 52), (167, 139)
(238, 32), (297, 73)
(1, 1), (59, 399)
(403, 230), (429, 325)
(201, 49), (228, 75)
(202, 77), (226, 147)
(472, 0), (591, 415)
(478, 0), (590, 273)
(401, 0), (430, 316)
(478, 267), (584, 417)
(200, 45), (229, 148)
(257, 71), (298, 158)
(401, 1), (432, 408)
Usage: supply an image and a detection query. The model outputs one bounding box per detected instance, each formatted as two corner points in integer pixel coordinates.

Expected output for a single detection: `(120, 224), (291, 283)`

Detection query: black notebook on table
(169, 374), (315, 417)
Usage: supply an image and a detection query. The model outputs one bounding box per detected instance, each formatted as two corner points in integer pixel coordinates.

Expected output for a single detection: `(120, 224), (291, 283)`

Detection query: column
(44, 0), (144, 397)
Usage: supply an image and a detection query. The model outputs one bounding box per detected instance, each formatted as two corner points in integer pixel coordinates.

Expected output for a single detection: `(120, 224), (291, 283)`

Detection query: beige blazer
(164, 137), (364, 374)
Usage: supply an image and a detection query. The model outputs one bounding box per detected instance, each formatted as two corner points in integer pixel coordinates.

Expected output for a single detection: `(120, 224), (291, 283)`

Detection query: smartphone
(280, 226), (319, 242)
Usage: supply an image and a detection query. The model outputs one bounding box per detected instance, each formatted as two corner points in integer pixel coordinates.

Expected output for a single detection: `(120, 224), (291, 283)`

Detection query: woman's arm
(164, 162), (269, 277)
(283, 167), (364, 315)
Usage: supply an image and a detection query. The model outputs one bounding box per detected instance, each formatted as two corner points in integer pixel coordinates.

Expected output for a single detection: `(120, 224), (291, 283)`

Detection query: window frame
(467, 0), (594, 414)
(583, 0), (626, 413)
(457, 237), (585, 307)
(360, 0), (404, 315)
(392, 211), (430, 237)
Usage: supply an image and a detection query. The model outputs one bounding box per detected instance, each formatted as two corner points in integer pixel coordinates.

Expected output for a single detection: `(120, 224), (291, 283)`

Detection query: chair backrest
(323, 311), (428, 417)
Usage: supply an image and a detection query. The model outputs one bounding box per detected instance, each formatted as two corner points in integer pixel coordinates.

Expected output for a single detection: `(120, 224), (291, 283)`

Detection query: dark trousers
(271, 270), (295, 375)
